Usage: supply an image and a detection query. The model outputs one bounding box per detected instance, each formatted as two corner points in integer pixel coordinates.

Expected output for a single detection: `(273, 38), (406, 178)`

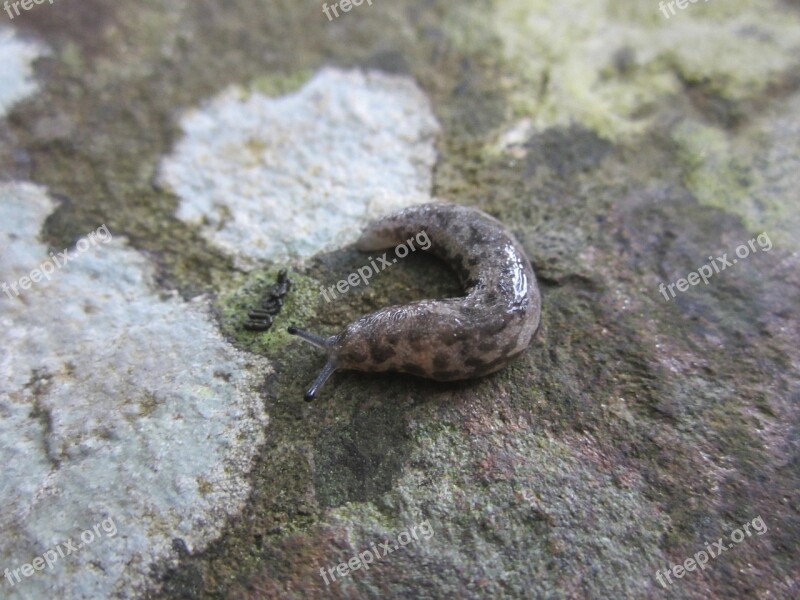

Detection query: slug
(289, 202), (541, 400)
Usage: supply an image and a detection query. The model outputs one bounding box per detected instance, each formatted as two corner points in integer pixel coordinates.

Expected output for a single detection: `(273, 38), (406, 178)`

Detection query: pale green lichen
(672, 120), (756, 218)
(445, 0), (800, 140)
(673, 110), (800, 248)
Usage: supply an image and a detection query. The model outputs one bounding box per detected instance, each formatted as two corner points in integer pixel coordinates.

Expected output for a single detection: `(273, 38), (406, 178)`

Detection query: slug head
(288, 321), (377, 400)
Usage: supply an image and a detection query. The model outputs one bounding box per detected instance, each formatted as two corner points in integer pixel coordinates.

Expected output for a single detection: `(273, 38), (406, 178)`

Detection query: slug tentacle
(303, 360), (337, 401)
(289, 202), (541, 400)
(286, 326), (332, 350)
(286, 326), (338, 400)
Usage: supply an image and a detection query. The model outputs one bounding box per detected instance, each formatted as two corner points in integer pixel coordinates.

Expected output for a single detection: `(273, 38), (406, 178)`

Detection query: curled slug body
(289, 202), (541, 400)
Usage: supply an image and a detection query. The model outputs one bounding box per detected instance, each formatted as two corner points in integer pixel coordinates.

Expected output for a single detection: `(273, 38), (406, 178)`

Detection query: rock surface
(0, 182), (270, 598)
(158, 68), (439, 268)
(0, 1), (798, 599)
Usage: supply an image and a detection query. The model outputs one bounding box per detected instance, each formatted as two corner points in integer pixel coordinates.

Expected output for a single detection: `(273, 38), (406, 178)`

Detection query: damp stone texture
(157, 67), (440, 268)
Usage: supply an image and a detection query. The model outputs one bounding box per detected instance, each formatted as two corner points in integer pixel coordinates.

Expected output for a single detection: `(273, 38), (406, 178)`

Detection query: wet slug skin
(289, 202), (541, 400)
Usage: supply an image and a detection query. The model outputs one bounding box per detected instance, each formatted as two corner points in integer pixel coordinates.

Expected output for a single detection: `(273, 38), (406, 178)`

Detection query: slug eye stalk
(287, 326), (337, 401)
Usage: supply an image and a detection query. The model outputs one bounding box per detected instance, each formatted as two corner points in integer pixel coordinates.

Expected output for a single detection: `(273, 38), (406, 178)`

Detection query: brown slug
(289, 202), (541, 400)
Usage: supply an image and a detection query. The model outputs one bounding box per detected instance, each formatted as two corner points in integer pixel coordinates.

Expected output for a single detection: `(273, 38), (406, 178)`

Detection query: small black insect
(243, 269), (292, 332)
(260, 297), (283, 312)
(271, 269), (292, 297)
(243, 316), (273, 332)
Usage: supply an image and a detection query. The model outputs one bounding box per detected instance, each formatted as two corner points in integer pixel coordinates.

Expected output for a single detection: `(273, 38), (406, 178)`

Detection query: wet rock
(1, 1), (798, 598)
(157, 67), (440, 269)
(0, 183), (269, 598)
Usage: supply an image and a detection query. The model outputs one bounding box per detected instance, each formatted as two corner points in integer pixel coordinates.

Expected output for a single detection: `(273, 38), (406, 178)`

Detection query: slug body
(289, 202), (541, 400)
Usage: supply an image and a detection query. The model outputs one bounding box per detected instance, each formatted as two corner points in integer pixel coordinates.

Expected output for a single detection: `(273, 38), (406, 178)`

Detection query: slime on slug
(289, 202), (541, 400)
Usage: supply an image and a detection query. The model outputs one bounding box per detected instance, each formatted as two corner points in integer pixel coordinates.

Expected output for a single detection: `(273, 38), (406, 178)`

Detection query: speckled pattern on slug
(291, 202), (541, 397)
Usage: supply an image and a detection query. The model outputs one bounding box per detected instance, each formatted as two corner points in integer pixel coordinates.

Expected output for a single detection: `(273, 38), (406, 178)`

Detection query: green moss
(60, 42), (84, 75)
(217, 267), (320, 356)
(672, 119), (753, 214)
(249, 70), (314, 97)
